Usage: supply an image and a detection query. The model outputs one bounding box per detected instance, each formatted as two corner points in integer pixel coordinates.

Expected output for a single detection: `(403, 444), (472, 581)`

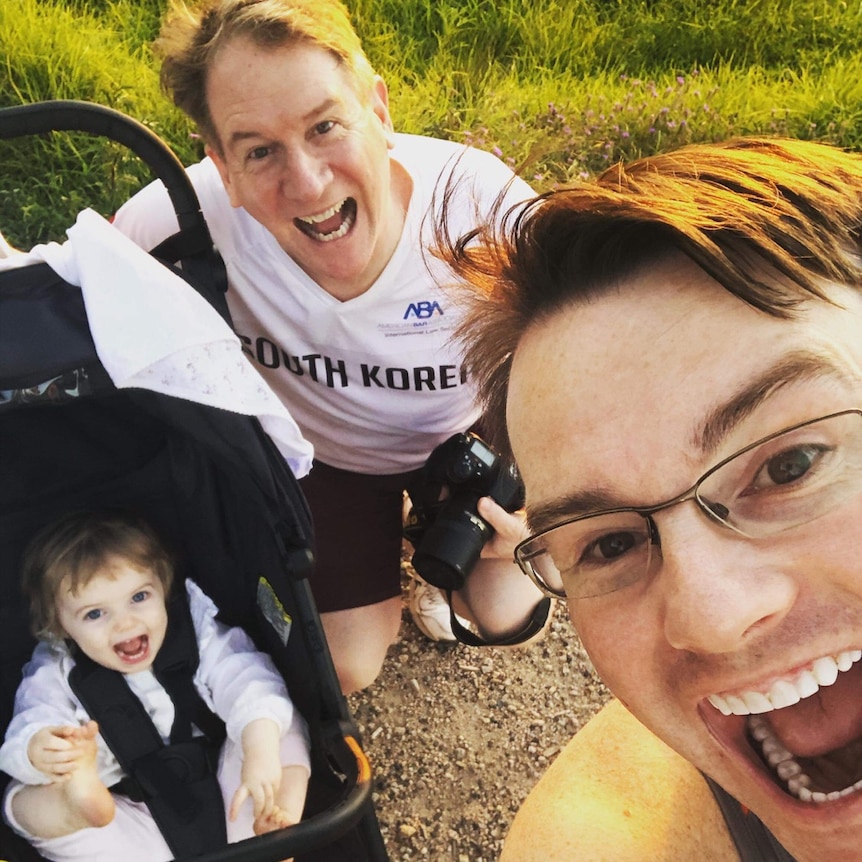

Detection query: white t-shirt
(114, 134), (534, 473)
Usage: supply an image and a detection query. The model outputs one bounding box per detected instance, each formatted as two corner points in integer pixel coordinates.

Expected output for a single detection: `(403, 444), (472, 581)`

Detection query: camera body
(404, 431), (524, 591)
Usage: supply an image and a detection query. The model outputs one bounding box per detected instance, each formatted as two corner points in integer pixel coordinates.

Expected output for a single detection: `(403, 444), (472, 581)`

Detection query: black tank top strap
(703, 774), (796, 862)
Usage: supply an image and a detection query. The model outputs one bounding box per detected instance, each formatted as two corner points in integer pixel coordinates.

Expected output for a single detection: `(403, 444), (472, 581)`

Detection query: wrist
(241, 717), (280, 759)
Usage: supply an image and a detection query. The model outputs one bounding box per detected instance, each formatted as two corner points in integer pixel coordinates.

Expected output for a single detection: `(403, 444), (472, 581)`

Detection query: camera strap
(447, 595), (553, 647)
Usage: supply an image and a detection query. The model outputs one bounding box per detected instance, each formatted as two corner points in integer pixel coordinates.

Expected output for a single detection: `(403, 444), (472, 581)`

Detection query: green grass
(0, 0), (197, 245)
(1, 0), (861, 246)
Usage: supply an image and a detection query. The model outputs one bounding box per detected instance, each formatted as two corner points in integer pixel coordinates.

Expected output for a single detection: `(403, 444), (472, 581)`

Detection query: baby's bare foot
(62, 723), (114, 828)
(64, 762), (114, 828)
(253, 805), (295, 835)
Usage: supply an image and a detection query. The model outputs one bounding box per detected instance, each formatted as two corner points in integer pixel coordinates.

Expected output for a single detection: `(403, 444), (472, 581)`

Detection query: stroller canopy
(0, 207), (313, 478)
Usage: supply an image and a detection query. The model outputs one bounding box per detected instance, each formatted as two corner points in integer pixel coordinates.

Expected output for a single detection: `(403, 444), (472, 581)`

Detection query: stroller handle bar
(0, 100), (204, 237)
(0, 99), (230, 319)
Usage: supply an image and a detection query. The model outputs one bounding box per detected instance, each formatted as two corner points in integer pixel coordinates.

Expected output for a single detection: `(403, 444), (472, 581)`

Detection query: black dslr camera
(404, 431), (524, 591)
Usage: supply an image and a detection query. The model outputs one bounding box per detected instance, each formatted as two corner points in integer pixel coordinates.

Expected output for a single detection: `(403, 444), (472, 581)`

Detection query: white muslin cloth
(0, 210), (313, 477)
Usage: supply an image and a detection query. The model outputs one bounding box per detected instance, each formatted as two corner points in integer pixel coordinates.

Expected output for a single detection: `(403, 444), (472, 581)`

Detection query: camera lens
(411, 512), (489, 590)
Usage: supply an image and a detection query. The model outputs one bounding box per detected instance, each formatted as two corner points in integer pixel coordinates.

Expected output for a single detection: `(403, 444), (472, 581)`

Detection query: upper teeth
(298, 199), (346, 225)
(708, 649), (862, 716)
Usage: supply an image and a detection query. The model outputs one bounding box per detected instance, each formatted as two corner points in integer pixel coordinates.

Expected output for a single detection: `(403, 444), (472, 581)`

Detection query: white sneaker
(408, 577), (466, 643)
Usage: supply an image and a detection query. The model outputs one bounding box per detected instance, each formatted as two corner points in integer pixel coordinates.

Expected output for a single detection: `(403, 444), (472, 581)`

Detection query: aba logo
(403, 300), (443, 320)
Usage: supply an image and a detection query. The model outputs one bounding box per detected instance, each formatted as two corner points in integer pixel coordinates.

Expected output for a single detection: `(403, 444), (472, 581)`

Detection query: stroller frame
(0, 100), (390, 862)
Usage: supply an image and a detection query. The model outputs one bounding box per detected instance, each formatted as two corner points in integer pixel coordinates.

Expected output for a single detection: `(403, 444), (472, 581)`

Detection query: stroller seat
(0, 100), (389, 862)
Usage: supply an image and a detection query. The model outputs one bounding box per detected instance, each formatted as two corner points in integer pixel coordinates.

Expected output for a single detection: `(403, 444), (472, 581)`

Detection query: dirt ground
(347, 561), (612, 862)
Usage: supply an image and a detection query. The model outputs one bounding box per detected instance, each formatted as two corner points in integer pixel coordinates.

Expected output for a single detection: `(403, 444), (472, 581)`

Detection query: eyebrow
(525, 349), (858, 533)
(70, 599), (103, 618)
(70, 579), (156, 613)
(226, 98), (340, 148)
(693, 349), (856, 455)
(526, 488), (623, 533)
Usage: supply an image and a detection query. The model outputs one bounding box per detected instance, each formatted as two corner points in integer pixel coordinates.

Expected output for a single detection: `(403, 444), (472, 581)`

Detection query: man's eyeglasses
(515, 409), (862, 599)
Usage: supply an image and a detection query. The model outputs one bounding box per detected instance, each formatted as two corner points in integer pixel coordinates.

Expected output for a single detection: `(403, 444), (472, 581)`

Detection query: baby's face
(56, 559), (168, 673)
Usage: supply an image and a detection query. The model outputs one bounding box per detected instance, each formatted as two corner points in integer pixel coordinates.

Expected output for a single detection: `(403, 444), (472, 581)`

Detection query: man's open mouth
(706, 650), (862, 803)
(114, 634), (149, 663)
(295, 198), (356, 242)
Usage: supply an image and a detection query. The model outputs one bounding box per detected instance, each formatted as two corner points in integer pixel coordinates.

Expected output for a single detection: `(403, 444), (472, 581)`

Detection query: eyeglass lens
(517, 411), (862, 599)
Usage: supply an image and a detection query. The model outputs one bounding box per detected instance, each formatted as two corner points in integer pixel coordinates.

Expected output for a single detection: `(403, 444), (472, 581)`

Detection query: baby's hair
(21, 510), (175, 640)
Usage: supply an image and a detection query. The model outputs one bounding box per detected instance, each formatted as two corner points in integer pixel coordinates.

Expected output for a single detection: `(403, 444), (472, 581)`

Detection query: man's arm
(502, 699), (739, 862)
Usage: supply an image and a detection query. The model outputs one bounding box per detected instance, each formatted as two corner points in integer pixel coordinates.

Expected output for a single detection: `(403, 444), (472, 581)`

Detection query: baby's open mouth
(706, 650), (862, 803)
(295, 198), (356, 242)
(114, 635), (149, 663)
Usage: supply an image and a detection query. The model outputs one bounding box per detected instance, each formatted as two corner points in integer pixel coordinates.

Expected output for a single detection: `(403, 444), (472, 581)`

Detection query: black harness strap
(68, 585), (228, 858)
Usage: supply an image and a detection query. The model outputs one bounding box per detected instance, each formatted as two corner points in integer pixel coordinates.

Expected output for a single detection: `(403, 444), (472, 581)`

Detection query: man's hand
(477, 496), (529, 561)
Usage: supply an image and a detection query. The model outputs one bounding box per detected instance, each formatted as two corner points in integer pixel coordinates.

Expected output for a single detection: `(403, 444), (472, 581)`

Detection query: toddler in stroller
(1, 509), (311, 862)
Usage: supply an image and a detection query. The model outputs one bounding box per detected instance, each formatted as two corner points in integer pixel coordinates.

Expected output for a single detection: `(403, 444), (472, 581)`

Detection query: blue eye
(131, 591), (149, 604)
(84, 609), (102, 621)
(314, 120), (335, 135)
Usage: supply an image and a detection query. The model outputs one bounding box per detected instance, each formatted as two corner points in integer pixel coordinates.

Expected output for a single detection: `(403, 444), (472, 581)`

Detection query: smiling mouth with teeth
(707, 650), (862, 804)
(295, 197), (356, 242)
(114, 634), (149, 664)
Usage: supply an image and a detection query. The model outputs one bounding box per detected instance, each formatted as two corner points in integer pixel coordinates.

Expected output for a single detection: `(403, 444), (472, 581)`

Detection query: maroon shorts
(299, 460), (421, 613)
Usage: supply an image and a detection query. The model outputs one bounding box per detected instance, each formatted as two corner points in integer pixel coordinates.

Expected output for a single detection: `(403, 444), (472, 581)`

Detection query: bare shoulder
(501, 699), (739, 862)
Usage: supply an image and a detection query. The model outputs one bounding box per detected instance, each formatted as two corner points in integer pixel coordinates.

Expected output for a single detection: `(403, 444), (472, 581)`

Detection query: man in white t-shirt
(113, 0), (547, 694)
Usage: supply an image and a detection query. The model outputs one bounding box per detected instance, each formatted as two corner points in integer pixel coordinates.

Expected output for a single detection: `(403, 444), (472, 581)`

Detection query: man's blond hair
(156, 0), (377, 150)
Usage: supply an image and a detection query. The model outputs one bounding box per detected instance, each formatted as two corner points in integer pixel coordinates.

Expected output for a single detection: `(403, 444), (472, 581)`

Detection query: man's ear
(370, 76), (396, 149)
(205, 143), (243, 208)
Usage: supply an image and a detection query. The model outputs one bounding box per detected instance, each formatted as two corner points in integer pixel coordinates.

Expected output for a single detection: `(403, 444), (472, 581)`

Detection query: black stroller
(0, 100), (390, 862)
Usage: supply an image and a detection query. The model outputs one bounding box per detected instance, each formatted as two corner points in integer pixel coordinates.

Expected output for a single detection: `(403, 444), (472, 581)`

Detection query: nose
(112, 609), (138, 635)
(654, 504), (797, 654)
(283, 146), (331, 200)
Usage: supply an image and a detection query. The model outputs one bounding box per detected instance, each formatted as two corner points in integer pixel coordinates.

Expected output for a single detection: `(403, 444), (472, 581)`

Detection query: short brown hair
(156, 0), (377, 149)
(440, 137), (862, 458)
(21, 511), (175, 640)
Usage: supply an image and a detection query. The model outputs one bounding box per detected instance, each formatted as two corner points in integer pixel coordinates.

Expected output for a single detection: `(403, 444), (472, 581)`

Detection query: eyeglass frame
(514, 408), (862, 599)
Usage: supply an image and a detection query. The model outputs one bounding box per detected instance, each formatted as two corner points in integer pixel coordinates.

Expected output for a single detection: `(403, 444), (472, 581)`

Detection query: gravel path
(348, 564), (611, 862)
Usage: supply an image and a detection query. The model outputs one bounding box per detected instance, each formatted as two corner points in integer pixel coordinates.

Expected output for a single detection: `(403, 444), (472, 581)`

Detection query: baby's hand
(28, 720), (99, 782)
(229, 764), (282, 822)
(230, 718), (283, 821)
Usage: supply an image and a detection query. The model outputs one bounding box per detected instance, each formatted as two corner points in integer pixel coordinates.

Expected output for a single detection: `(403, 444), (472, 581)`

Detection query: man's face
(507, 253), (862, 859)
(205, 38), (407, 300)
(57, 559), (168, 674)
